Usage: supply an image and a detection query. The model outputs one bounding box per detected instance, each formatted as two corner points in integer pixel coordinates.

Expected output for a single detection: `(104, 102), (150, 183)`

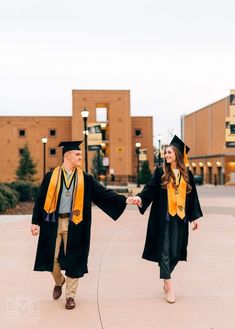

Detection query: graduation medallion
(73, 209), (80, 216)
(178, 205), (184, 212)
(62, 166), (75, 198)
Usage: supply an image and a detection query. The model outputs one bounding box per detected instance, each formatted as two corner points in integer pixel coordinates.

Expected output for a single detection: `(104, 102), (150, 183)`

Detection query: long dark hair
(161, 145), (192, 193)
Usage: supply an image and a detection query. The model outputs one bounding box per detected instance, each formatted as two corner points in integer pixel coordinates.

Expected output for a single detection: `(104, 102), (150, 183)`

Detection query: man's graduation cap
(58, 141), (83, 155)
(169, 135), (190, 164)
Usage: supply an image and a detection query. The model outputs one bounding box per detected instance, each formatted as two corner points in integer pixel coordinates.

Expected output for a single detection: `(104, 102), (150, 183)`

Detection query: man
(31, 141), (126, 309)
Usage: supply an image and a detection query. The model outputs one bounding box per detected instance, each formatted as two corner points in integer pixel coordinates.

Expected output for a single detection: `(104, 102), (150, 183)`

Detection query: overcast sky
(1, 0), (235, 145)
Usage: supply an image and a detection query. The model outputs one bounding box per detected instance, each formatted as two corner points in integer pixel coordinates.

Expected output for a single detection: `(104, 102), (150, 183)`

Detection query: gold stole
(44, 166), (84, 225)
(167, 175), (187, 219)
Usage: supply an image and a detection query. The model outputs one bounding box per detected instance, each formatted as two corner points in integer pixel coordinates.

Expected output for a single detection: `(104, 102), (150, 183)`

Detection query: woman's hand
(192, 220), (199, 231)
(31, 224), (39, 236)
(126, 196), (142, 207)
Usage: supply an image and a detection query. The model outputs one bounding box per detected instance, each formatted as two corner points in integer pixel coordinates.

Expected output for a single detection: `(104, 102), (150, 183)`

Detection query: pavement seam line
(96, 224), (121, 329)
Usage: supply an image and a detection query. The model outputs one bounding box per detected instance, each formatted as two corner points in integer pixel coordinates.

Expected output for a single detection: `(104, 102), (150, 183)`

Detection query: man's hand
(126, 196), (142, 207)
(31, 224), (39, 236)
(192, 220), (199, 231)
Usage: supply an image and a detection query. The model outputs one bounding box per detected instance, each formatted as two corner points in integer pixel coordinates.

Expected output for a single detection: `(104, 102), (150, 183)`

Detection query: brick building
(182, 90), (235, 184)
(0, 90), (154, 183)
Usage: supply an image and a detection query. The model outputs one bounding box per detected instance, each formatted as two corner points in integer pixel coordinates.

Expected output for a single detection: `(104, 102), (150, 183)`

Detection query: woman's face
(165, 146), (176, 165)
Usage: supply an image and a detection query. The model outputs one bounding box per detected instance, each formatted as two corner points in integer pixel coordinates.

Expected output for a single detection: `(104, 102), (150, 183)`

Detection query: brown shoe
(65, 297), (76, 310)
(53, 277), (65, 300)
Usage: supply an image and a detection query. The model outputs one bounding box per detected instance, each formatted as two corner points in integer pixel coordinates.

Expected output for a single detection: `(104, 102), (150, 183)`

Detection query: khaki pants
(52, 217), (79, 299)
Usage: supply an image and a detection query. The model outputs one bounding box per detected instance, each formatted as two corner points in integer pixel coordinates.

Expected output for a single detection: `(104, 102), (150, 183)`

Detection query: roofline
(183, 95), (229, 118)
(72, 89), (130, 92)
(0, 115), (71, 119)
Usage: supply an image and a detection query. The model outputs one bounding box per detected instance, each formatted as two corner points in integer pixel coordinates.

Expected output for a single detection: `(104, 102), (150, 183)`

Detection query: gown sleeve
(90, 176), (127, 220)
(187, 170), (203, 222)
(137, 167), (162, 214)
(31, 172), (51, 226)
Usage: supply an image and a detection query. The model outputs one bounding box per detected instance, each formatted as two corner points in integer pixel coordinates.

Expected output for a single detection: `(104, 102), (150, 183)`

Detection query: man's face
(66, 150), (82, 168)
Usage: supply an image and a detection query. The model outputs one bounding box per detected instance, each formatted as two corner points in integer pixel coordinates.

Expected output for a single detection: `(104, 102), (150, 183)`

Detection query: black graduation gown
(137, 168), (203, 264)
(32, 171), (126, 278)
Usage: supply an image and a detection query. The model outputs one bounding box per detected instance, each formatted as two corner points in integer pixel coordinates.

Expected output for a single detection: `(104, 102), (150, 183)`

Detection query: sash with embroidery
(167, 174), (187, 219)
(44, 166), (84, 225)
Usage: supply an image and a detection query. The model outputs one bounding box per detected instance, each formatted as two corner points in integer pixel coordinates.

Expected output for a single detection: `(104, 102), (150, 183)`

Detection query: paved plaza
(0, 185), (235, 329)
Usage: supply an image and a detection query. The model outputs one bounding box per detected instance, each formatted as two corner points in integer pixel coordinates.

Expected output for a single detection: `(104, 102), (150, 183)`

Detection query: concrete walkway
(0, 186), (235, 329)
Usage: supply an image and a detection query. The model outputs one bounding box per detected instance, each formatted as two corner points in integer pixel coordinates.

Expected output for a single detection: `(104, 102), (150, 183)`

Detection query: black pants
(160, 218), (183, 279)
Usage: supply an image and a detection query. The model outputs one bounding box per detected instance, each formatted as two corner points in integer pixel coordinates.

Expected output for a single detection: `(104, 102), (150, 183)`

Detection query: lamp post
(81, 108), (89, 172)
(101, 142), (108, 186)
(157, 134), (162, 167)
(97, 146), (101, 181)
(135, 142), (141, 187)
(41, 137), (48, 176)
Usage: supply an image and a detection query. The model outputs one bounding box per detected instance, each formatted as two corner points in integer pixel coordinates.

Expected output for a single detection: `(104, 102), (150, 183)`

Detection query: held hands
(126, 196), (142, 207)
(31, 224), (39, 236)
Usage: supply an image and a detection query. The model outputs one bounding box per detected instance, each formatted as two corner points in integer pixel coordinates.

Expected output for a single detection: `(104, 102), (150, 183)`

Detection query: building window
(49, 129), (57, 137)
(50, 148), (56, 156)
(231, 124), (235, 134)
(96, 107), (107, 122)
(19, 148), (24, 156)
(230, 95), (235, 105)
(135, 129), (142, 137)
(18, 129), (26, 137)
(101, 129), (107, 141)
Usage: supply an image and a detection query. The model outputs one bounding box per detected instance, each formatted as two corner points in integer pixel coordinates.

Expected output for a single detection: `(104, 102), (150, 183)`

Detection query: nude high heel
(166, 290), (175, 304)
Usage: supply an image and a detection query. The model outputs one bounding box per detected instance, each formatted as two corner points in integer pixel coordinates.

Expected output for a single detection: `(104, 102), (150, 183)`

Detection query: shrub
(0, 192), (7, 213)
(139, 161), (152, 184)
(30, 184), (40, 201)
(0, 184), (19, 213)
(8, 181), (40, 202)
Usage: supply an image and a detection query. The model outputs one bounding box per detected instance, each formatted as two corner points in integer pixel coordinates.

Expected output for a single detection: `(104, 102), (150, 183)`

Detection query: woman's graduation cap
(169, 135), (190, 164)
(58, 141), (83, 155)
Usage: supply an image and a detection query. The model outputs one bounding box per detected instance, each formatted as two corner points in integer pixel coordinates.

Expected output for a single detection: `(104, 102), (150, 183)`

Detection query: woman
(127, 135), (203, 303)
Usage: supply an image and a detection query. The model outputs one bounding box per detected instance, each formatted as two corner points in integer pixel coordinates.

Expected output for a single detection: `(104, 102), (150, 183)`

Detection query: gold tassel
(183, 146), (189, 165)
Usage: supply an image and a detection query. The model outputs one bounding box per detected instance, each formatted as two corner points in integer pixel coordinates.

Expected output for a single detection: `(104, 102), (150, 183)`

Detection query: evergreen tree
(153, 146), (158, 166)
(139, 161), (152, 184)
(16, 144), (37, 182)
(91, 150), (105, 179)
